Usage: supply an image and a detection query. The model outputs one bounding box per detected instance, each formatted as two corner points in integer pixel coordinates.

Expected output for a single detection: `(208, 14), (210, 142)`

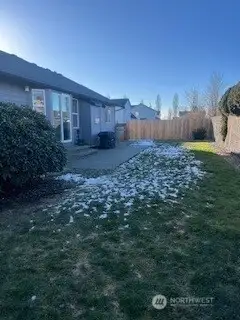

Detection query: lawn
(1, 142), (240, 319)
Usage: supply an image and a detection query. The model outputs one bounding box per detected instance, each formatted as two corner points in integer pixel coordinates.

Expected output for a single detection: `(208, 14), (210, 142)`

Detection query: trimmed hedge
(0, 102), (67, 192)
(227, 83), (240, 116)
(218, 83), (240, 141)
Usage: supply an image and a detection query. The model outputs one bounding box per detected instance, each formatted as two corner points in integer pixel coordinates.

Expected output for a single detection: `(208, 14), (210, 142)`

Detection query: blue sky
(0, 0), (240, 116)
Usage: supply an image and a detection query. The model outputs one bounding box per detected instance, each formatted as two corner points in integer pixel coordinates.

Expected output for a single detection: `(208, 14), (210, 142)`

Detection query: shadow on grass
(0, 141), (240, 320)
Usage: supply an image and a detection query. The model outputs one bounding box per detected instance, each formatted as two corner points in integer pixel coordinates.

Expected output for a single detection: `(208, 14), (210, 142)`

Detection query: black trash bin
(98, 131), (116, 149)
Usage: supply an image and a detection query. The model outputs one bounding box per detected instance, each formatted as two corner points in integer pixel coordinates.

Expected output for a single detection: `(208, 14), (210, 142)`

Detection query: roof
(179, 111), (191, 117)
(131, 103), (156, 112)
(110, 98), (129, 107)
(0, 50), (109, 103)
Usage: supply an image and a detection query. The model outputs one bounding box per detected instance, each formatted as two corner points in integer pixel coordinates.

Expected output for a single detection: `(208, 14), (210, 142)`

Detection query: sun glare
(0, 33), (12, 52)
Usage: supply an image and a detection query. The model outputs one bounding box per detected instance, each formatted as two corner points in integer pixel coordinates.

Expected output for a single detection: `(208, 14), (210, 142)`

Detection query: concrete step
(67, 148), (98, 160)
(66, 145), (91, 153)
(71, 149), (98, 159)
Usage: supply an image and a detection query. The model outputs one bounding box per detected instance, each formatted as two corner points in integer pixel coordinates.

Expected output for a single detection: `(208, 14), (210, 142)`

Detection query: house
(110, 98), (131, 124)
(179, 110), (206, 118)
(131, 103), (157, 120)
(179, 111), (191, 117)
(0, 50), (115, 145)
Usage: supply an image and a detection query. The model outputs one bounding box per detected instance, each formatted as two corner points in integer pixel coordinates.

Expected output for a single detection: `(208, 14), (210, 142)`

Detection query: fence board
(126, 117), (213, 140)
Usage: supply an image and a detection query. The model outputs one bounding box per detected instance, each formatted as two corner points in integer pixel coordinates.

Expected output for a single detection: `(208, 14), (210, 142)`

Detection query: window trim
(72, 98), (79, 129)
(51, 91), (72, 143)
(105, 107), (111, 123)
(61, 94), (72, 143)
(32, 89), (46, 115)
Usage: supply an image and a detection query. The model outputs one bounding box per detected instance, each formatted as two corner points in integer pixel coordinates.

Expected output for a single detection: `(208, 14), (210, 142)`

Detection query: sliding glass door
(52, 92), (72, 143)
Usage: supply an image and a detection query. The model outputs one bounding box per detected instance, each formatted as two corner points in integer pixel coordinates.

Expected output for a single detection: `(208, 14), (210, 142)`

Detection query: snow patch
(69, 215), (74, 224)
(51, 144), (205, 219)
(56, 173), (84, 183)
(99, 214), (108, 219)
(131, 139), (156, 147)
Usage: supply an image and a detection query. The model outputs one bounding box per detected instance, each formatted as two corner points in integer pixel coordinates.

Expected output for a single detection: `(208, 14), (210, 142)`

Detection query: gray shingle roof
(131, 103), (155, 111)
(110, 98), (129, 107)
(0, 50), (109, 103)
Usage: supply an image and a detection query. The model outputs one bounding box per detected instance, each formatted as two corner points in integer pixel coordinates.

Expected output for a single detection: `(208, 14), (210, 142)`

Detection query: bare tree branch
(172, 93), (179, 117)
(168, 107), (173, 120)
(204, 72), (224, 116)
(155, 94), (162, 119)
(185, 88), (201, 111)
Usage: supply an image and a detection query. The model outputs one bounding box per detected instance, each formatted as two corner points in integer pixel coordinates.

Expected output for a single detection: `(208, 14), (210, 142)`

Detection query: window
(52, 92), (61, 141)
(72, 99), (79, 128)
(32, 89), (46, 115)
(105, 107), (111, 122)
(52, 92), (72, 143)
(62, 95), (71, 141)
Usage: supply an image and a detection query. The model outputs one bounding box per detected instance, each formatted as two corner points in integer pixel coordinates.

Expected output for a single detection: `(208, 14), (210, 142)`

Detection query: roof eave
(0, 71), (110, 104)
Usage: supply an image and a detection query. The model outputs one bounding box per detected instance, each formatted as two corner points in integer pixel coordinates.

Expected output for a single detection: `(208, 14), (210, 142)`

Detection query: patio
(66, 142), (145, 173)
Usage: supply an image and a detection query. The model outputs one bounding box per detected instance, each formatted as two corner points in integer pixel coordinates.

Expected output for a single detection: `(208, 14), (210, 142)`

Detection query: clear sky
(0, 0), (240, 116)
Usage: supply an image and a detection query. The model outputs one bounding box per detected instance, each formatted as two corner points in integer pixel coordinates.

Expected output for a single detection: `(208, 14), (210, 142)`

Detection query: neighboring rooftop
(0, 50), (109, 103)
(110, 98), (129, 107)
(179, 111), (191, 117)
(131, 103), (156, 111)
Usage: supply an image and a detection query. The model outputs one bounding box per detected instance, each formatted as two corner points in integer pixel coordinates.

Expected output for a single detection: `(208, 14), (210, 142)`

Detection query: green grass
(1, 142), (240, 319)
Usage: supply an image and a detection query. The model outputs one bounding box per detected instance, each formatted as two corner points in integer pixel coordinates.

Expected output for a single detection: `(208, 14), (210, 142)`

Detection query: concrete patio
(66, 142), (144, 173)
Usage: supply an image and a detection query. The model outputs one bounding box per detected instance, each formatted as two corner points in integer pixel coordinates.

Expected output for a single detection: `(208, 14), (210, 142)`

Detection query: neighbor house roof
(110, 98), (129, 107)
(179, 111), (191, 117)
(0, 50), (110, 104)
(131, 103), (156, 112)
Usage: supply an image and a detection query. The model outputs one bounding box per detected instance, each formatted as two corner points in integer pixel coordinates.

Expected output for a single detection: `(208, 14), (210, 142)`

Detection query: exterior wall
(131, 104), (157, 119)
(79, 100), (91, 144)
(124, 100), (132, 122)
(0, 81), (31, 106)
(115, 100), (131, 124)
(115, 106), (125, 124)
(0, 81), (53, 122)
(90, 105), (115, 144)
(100, 106), (115, 131)
(90, 105), (102, 144)
(0, 78), (116, 146)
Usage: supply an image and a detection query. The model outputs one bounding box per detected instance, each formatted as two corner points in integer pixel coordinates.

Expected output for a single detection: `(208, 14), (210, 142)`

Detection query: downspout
(100, 105), (102, 132)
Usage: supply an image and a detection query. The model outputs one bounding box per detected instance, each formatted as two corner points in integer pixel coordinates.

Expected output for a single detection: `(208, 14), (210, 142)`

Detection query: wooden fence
(126, 117), (213, 140)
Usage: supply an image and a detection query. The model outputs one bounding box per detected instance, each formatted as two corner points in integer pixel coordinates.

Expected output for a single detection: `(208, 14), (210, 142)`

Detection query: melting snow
(56, 173), (84, 183)
(53, 144), (205, 218)
(69, 215), (74, 224)
(130, 139), (156, 147)
(99, 214), (108, 219)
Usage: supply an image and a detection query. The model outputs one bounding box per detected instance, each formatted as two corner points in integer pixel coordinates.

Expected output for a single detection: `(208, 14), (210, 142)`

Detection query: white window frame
(105, 107), (111, 123)
(61, 94), (72, 143)
(72, 98), (79, 129)
(32, 89), (46, 115)
(52, 91), (72, 143)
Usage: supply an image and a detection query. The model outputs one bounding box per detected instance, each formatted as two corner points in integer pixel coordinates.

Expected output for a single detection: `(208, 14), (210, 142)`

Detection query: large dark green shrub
(192, 128), (207, 140)
(219, 87), (232, 141)
(227, 83), (240, 116)
(220, 114), (228, 141)
(0, 102), (67, 191)
(219, 87), (232, 116)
